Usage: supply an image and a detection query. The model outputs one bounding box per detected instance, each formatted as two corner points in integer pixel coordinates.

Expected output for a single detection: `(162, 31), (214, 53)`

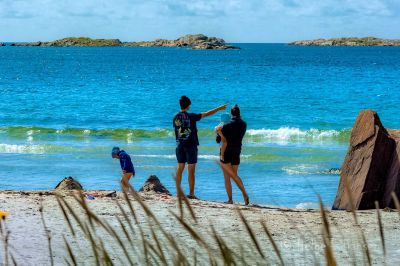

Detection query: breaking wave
(246, 127), (350, 143)
(0, 126), (350, 144)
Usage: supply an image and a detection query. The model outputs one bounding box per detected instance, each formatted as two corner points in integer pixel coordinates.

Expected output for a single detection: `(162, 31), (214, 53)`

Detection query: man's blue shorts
(176, 144), (198, 164)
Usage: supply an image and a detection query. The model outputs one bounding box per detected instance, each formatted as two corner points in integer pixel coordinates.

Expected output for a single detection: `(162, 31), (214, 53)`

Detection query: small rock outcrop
(55, 176), (83, 190)
(322, 168), (341, 175)
(139, 175), (171, 195)
(290, 37), (400, 46)
(125, 34), (238, 49)
(333, 110), (400, 210)
(13, 37), (122, 47)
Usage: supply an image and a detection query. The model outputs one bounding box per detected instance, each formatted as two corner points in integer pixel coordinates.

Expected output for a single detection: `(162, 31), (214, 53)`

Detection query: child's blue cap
(111, 147), (120, 157)
(221, 113), (231, 123)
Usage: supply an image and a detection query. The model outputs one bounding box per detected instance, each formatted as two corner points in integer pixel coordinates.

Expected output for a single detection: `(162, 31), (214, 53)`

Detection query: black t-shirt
(221, 117), (247, 150)
(173, 112), (202, 146)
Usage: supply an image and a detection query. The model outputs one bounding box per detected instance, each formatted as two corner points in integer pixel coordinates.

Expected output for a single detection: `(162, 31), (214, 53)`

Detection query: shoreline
(1, 190), (399, 264)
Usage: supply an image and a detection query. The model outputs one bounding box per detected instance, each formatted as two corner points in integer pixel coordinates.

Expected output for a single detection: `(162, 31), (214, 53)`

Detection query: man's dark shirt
(173, 112), (202, 146)
(221, 117), (247, 150)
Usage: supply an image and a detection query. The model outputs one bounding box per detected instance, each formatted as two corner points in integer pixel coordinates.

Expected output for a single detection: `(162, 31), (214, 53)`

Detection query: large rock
(382, 131), (400, 206)
(139, 175), (171, 195)
(55, 176), (83, 190)
(333, 110), (399, 210)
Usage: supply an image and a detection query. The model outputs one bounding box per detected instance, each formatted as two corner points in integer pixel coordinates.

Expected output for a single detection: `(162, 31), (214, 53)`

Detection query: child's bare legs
(220, 141), (227, 162)
(121, 172), (133, 193)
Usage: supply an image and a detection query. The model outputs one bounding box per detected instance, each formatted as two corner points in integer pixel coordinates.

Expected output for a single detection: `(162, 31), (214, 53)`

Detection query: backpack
(174, 112), (192, 143)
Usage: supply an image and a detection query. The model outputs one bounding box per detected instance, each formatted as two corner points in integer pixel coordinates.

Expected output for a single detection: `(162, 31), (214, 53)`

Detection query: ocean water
(1, 44), (400, 208)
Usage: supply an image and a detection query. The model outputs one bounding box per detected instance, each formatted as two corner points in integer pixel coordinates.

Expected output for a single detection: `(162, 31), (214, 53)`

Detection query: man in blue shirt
(173, 96), (227, 199)
(111, 147), (135, 192)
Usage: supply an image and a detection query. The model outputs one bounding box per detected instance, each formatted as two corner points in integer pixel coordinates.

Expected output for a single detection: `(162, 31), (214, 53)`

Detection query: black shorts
(176, 144), (198, 164)
(221, 148), (241, 165)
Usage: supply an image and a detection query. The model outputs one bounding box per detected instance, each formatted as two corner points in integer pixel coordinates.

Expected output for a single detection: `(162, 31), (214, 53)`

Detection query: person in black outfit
(173, 96), (227, 199)
(216, 105), (249, 205)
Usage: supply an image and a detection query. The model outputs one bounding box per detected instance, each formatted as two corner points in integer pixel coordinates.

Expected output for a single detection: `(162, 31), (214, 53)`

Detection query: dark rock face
(332, 110), (400, 210)
(139, 175), (171, 195)
(382, 131), (400, 206)
(55, 176), (83, 190)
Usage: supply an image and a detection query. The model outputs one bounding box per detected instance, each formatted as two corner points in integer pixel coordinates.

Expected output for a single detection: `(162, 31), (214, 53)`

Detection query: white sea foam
(282, 164), (321, 175)
(133, 154), (221, 160)
(133, 154), (176, 159)
(248, 127), (306, 138)
(295, 202), (319, 209)
(0, 144), (47, 154)
(198, 155), (219, 160)
(246, 127), (345, 143)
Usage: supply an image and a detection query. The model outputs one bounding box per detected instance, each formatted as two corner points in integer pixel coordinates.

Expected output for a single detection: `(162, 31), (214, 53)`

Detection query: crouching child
(111, 147), (135, 193)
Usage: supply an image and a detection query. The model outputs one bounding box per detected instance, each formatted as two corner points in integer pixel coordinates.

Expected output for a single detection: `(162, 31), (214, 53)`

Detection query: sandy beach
(1, 190), (399, 265)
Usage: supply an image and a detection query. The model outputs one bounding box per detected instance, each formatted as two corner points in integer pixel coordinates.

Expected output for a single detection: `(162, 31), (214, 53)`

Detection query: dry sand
(1, 190), (400, 265)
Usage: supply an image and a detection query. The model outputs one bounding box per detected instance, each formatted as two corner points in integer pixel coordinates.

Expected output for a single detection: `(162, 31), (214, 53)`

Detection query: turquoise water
(1, 44), (400, 207)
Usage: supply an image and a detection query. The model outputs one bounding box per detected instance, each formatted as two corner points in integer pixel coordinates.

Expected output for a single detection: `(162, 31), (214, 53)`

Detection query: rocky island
(10, 34), (238, 49)
(290, 37), (400, 46)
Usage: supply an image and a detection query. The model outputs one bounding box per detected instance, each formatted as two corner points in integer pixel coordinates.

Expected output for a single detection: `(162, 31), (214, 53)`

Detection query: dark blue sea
(1, 44), (400, 207)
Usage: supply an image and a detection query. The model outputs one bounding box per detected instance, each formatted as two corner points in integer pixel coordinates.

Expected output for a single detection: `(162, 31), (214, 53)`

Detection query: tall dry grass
(0, 184), (394, 265)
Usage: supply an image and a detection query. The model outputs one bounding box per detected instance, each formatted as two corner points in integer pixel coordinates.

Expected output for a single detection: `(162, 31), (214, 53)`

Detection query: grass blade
(375, 201), (386, 257)
(260, 220), (284, 265)
(237, 209), (265, 259)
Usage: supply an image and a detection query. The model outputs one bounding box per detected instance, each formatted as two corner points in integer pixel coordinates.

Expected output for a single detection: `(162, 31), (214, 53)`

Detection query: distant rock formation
(0, 43), (5, 46)
(55, 176), (83, 190)
(14, 37), (122, 47)
(333, 110), (400, 210)
(290, 37), (400, 46)
(125, 34), (238, 49)
(10, 34), (239, 50)
(139, 175), (171, 195)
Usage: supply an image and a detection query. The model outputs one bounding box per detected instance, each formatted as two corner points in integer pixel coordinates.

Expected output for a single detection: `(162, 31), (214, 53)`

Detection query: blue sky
(0, 0), (399, 42)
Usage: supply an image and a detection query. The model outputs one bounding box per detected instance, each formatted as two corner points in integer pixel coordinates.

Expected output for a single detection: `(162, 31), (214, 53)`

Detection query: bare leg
(176, 163), (185, 197)
(232, 165), (249, 204)
(121, 173), (133, 193)
(221, 163), (249, 205)
(188, 163), (196, 196)
(223, 166), (233, 203)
